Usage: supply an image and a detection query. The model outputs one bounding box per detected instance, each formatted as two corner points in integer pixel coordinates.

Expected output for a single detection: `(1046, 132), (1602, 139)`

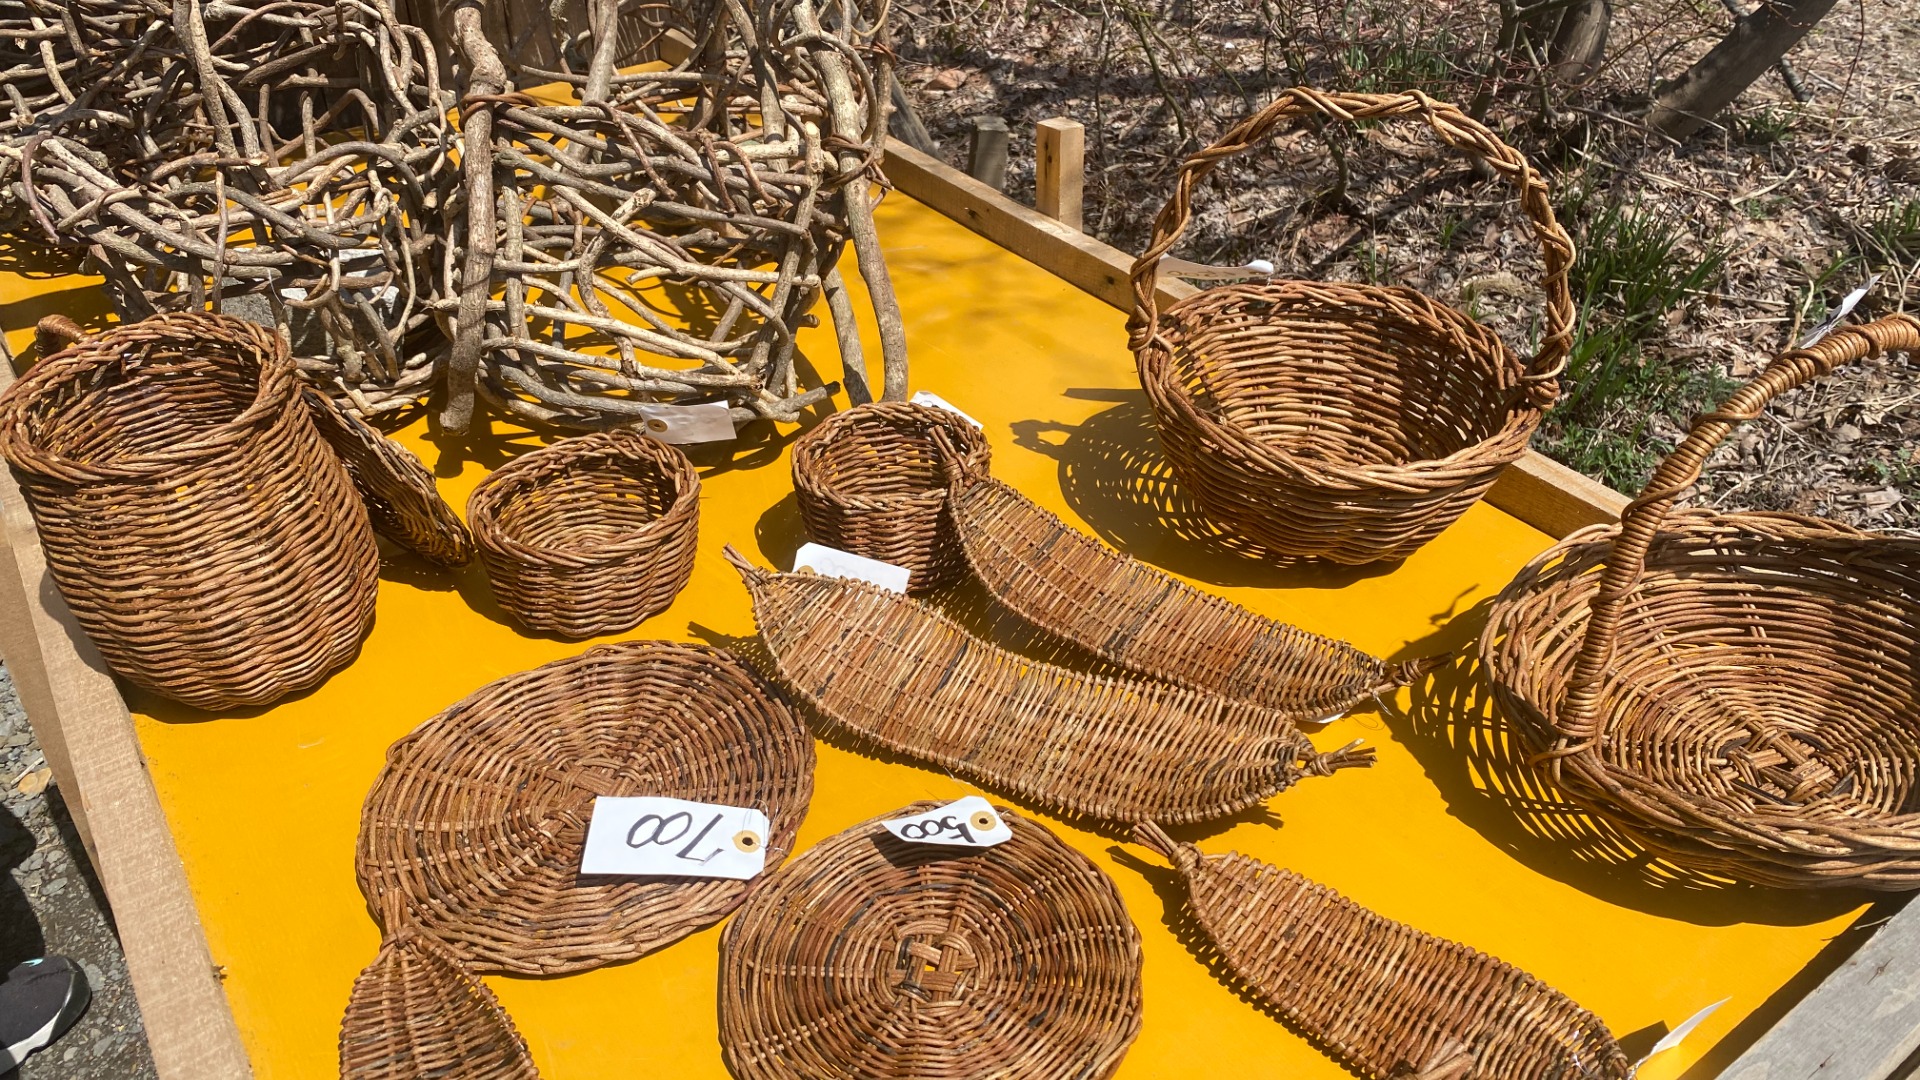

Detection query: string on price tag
(580, 796), (770, 879)
(793, 542), (911, 593)
(882, 796), (1012, 848)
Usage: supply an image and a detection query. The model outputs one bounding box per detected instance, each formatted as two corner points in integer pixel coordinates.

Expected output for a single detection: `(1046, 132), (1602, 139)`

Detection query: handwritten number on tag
(897, 814), (976, 844)
(626, 810), (729, 864)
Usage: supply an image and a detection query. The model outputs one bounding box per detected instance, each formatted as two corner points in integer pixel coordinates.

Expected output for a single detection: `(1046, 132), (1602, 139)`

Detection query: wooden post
(1034, 117), (1084, 231)
(967, 116), (1008, 191)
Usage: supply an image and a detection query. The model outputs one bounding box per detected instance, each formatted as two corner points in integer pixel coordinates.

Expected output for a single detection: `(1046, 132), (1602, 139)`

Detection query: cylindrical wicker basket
(1482, 313), (1920, 889)
(720, 801), (1143, 1080)
(1133, 823), (1628, 1079)
(468, 431), (699, 638)
(0, 312), (378, 710)
(1129, 89), (1574, 564)
(791, 402), (992, 592)
(356, 640), (815, 975)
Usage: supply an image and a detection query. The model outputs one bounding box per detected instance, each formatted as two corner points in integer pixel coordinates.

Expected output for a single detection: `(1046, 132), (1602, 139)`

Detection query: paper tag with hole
(629, 401), (736, 444)
(1630, 998), (1729, 1074)
(793, 542), (910, 593)
(580, 796), (770, 879)
(1157, 255), (1277, 281)
(1798, 276), (1879, 348)
(909, 390), (983, 428)
(882, 796), (1012, 848)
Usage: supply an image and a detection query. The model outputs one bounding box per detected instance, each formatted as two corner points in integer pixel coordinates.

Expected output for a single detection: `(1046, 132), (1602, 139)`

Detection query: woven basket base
(339, 927), (540, 1080)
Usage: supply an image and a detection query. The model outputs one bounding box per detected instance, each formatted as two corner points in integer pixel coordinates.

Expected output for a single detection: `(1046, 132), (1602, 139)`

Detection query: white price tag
(793, 542), (910, 593)
(909, 390), (983, 428)
(631, 401), (736, 444)
(1157, 255), (1277, 281)
(882, 796), (1011, 848)
(580, 796), (770, 879)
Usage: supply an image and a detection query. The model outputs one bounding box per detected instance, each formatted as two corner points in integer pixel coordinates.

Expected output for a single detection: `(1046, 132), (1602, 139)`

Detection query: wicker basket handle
(1125, 88), (1575, 399)
(1554, 313), (1920, 747)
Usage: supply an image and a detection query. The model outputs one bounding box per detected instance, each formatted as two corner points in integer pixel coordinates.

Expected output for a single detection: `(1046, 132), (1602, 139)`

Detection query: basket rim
(0, 313), (297, 483)
(791, 401), (991, 508)
(468, 430), (699, 565)
(1139, 281), (1543, 486)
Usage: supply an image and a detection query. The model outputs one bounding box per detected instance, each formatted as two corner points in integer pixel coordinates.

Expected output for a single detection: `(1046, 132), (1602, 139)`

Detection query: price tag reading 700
(580, 796), (771, 880)
(882, 796), (1013, 849)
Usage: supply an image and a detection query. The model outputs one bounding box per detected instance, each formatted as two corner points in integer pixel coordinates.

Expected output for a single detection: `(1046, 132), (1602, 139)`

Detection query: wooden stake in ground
(1649, 0), (1839, 137)
(1035, 118), (1084, 231)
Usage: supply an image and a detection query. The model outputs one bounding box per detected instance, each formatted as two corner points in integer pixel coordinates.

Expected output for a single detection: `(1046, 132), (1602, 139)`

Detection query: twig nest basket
(791, 401), (991, 592)
(0, 311), (378, 710)
(356, 641), (815, 975)
(1133, 823), (1628, 1079)
(468, 431), (699, 638)
(1482, 314), (1920, 889)
(1129, 89), (1574, 564)
(720, 802), (1143, 1080)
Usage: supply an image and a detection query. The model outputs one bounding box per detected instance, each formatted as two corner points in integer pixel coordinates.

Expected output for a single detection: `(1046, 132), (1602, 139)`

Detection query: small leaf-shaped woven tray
(726, 547), (1370, 826)
(303, 385), (474, 566)
(339, 923), (540, 1080)
(1134, 823), (1630, 1080)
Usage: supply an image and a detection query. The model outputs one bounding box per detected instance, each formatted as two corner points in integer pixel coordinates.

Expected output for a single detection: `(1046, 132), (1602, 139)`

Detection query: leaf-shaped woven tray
(339, 923), (540, 1080)
(356, 641), (815, 975)
(950, 474), (1406, 716)
(303, 385), (474, 567)
(726, 547), (1370, 826)
(1134, 823), (1629, 1080)
(721, 801), (1143, 1080)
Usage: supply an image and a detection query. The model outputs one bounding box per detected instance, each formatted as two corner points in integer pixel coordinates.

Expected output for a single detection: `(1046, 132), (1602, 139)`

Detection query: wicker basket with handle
(1133, 823), (1629, 1079)
(0, 311), (378, 710)
(1482, 313), (1920, 889)
(1130, 88), (1574, 564)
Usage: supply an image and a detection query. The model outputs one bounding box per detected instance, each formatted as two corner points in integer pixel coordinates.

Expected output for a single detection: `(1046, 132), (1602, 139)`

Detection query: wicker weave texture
(721, 802), (1143, 1080)
(469, 431), (699, 638)
(951, 473), (1401, 716)
(727, 547), (1371, 825)
(1482, 313), (1920, 889)
(1129, 89), (1574, 564)
(302, 387), (473, 567)
(792, 402), (992, 592)
(357, 640), (815, 975)
(339, 924), (540, 1080)
(1135, 824), (1628, 1080)
(0, 311), (378, 710)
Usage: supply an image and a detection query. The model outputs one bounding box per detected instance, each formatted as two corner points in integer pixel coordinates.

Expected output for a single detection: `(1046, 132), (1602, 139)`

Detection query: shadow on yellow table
(0, 191), (1880, 1080)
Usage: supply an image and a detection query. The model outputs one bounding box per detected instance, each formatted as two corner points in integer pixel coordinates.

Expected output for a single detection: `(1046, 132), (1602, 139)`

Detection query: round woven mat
(357, 640), (815, 975)
(720, 802), (1143, 1080)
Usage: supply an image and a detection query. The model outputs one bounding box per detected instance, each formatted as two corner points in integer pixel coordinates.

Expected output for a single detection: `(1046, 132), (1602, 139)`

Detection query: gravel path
(0, 661), (156, 1079)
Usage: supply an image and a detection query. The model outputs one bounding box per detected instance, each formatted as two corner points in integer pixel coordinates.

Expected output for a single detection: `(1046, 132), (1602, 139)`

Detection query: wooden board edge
(878, 136), (1628, 537)
(0, 363), (254, 1080)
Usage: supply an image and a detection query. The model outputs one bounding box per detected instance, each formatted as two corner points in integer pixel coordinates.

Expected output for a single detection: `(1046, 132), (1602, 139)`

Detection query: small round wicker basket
(1482, 314), (1920, 889)
(720, 801), (1142, 1080)
(791, 401), (991, 592)
(1129, 88), (1574, 564)
(469, 431), (699, 638)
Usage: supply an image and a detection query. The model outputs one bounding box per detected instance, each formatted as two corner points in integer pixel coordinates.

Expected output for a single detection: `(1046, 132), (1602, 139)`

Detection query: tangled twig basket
(792, 401), (991, 592)
(357, 640), (815, 975)
(950, 473), (1414, 715)
(727, 547), (1372, 825)
(1130, 89), (1574, 564)
(0, 312), (378, 710)
(339, 916), (540, 1080)
(468, 431), (699, 638)
(1482, 313), (1920, 889)
(721, 802), (1143, 1080)
(1133, 824), (1628, 1079)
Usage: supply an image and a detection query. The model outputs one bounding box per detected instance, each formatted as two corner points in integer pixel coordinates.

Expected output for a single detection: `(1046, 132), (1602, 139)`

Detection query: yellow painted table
(0, 193), (1872, 1080)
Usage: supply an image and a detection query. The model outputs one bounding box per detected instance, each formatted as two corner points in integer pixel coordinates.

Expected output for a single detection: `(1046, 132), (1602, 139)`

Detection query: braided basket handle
(1554, 313), (1920, 747)
(1125, 88), (1576, 399)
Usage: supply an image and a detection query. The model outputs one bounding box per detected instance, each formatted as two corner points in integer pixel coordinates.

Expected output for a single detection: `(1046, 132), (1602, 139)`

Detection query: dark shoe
(0, 956), (91, 1069)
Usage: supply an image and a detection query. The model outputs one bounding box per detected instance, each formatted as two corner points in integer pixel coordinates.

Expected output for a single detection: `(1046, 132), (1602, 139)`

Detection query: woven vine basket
(727, 547), (1371, 825)
(721, 802), (1143, 1080)
(792, 401), (991, 592)
(950, 472), (1418, 716)
(1134, 823), (1628, 1079)
(0, 312), (378, 710)
(468, 431), (699, 638)
(1130, 88), (1574, 564)
(356, 640), (815, 975)
(1482, 313), (1920, 889)
(339, 914), (539, 1080)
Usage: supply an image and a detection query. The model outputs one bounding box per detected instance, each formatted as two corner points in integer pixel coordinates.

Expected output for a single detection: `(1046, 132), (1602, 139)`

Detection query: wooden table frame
(0, 134), (1906, 1080)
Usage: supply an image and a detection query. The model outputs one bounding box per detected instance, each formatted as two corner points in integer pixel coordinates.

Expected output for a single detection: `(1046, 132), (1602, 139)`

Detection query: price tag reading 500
(580, 796), (771, 880)
(882, 796), (1013, 849)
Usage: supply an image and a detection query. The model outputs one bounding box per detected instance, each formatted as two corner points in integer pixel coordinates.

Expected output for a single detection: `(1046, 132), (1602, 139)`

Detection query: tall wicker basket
(1482, 313), (1920, 889)
(0, 312), (379, 710)
(1130, 89), (1575, 564)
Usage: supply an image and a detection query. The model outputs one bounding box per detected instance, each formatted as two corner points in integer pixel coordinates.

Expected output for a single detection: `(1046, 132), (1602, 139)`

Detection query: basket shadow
(1385, 604), (1875, 928)
(1009, 389), (1396, 590)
